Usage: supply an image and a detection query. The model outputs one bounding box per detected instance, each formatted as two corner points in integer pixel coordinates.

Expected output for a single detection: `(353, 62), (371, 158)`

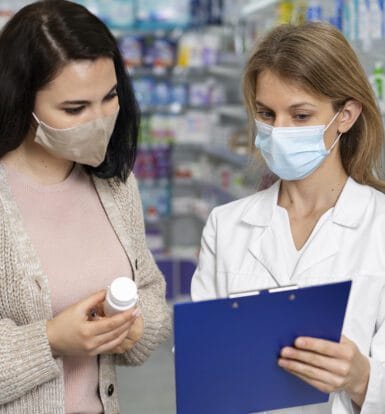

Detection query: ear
(337, 99), (362, 133)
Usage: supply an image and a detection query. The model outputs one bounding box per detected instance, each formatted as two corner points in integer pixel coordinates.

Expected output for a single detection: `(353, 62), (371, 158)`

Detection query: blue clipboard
(174, 280), (352, 414)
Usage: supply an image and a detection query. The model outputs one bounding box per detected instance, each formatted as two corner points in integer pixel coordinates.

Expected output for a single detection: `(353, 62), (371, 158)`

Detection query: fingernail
(281, 347), (291, 357)
(132, 308), (141, 317)
(296, 338), (305, 347)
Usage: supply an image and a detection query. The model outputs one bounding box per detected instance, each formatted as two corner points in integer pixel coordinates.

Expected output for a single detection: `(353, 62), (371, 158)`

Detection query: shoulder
(370, 185), (385, 206)
(209, 182), (277, 227)
(105, 171), (138, 193)
(342, 178), (385, 229)
(211, 193), (258, 220)
(351, 179), (385, 214)
(100, 172), (140, 206)
(368, 184), (385, 222)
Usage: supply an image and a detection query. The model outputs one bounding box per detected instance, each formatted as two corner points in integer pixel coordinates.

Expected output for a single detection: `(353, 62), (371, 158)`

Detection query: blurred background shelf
(2, 0), (385, 412)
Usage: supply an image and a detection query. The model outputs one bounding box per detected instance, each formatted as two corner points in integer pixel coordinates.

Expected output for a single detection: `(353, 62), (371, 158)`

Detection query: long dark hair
(0, 0), (139, 182)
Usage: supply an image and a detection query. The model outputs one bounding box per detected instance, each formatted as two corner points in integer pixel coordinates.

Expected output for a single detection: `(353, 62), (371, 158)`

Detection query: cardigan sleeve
(113, 173), (172, 366)
(0, 318), (60, 405)
(0, 199), (60, 405)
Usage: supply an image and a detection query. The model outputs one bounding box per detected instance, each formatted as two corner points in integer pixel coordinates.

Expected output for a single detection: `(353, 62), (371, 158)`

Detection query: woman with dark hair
(0, 1), (170, 412)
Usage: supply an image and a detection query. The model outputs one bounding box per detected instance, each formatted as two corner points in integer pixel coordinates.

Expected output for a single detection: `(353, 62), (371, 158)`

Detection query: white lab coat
(191, 178), (385, 414)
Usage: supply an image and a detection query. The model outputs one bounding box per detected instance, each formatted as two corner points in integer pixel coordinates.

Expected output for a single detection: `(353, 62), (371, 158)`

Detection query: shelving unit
(2, 0), (384, 302)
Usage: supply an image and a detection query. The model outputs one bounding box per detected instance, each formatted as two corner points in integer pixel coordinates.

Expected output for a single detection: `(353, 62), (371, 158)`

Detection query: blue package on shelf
(132, 77), (156, 108)
(154, 81), (172, 107)
(171, 83), (189, 107)
(118, 35), (143, 68)
(142, 36), (177, 68)
(190, 0), (224, 26)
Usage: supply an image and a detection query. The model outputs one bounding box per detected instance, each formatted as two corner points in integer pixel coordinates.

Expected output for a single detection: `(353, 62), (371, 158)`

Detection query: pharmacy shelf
(175, 142), (249, 167)
(204, 144), (249, 166)
(216, 104), (248, 121)
(241, 0), (278, 18)
(174, 178), (237, 202)
(208, 64), (243, 78)
(129, 65), (210, 78)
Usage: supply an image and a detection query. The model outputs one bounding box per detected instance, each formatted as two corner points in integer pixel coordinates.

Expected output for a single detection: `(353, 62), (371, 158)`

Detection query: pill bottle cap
(107, 276), (138, 309)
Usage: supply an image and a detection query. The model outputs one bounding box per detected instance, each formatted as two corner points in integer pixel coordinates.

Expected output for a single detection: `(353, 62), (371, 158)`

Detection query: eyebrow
(60, 84), (117, 105)
(255, 100), (317, 109)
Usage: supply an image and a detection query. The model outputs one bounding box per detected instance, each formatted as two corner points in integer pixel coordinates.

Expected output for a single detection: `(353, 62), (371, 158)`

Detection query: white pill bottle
(103, 276), (138, 316)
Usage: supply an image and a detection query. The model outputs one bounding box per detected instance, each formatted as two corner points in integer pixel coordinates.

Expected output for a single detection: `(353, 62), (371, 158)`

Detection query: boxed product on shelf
(136, 0), (191, 29)
(138, 178), (172, 220)
(142, 36), (177, 68)
(174, 110), (218, 143)
(118, 35), (144, 68)
(171, 82), (189, 107)
(177, 31), (222, 68)
(134, 143), (172, 180)
(132, 77), (156, 108)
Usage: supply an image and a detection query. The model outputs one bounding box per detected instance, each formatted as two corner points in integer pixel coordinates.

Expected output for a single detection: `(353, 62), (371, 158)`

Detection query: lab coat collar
(331, 177), (372, 228)
(241, 180), (280, 226)
(241, 177), (371, 229)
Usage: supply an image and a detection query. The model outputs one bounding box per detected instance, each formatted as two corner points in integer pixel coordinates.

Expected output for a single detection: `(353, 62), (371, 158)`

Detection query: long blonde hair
(243, 22), (385, 191)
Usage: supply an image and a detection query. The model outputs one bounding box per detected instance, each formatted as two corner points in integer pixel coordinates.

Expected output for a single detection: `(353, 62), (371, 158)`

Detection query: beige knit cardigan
(0, 165), (172, 413)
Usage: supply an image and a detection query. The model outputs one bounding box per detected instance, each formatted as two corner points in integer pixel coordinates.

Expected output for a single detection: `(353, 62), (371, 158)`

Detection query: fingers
(108, 338), (136, 355)
(91, 319), (133, 350)
(81, 290), (106, 309)
(280, 347), (351, 377)
(287, 370), (335, 394)
(294, 337), (348, 359)
(77, 311), (138, 356)
(278, 356), (343, 386)
(94, 327), (133, 355)
(88, 309), (136, 336)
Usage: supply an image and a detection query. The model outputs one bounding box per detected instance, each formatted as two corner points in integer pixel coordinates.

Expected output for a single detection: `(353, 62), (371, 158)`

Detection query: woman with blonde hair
(192, 22), (385, 413)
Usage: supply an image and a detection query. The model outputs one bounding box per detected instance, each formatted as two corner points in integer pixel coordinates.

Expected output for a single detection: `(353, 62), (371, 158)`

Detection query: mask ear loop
(324, 110), (343, 153)
(328, 131), (343, 152)
(32, 113), (41, 124)
(324, 110), (341, 131)
(30, 113), (40, 134)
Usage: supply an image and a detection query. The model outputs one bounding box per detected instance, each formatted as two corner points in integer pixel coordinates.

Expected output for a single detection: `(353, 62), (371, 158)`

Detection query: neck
(1, 131), (74, 185)
(278, 156), (348, 217)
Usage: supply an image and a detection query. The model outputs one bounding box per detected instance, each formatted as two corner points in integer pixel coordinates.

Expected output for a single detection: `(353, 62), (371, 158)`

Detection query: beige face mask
(33, 109), (119, 167)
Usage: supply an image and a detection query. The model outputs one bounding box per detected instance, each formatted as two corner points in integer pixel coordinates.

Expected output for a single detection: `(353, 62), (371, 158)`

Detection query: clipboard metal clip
(228, 284), (298, 299)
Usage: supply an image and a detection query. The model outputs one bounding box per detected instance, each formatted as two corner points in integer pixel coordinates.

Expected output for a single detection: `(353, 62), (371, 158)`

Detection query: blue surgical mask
(254, 112), (342, 181)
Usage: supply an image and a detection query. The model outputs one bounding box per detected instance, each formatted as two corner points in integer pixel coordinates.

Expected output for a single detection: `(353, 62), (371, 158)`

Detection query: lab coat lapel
(292, 178), (372, 279)
(242, 180), (290, 285)
(247, 226), (290, 285)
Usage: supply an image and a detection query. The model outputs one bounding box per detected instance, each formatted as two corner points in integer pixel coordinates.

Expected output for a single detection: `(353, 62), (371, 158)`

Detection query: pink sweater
(4, 163), (132, 414)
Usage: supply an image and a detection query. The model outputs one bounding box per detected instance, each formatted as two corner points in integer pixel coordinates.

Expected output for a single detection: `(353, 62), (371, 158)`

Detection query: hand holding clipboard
(174, 281), (352, 414)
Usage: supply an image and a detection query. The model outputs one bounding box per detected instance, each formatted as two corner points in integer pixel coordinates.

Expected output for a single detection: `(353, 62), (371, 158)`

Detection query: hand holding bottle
(46, 289), (137, 357)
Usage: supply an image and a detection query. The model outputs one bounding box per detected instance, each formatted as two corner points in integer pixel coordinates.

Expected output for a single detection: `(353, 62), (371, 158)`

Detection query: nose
(273, 114), (292, 128)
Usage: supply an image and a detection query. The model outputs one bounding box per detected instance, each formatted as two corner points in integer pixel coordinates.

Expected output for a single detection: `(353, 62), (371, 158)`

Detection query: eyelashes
(63, 92), (118, 115)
